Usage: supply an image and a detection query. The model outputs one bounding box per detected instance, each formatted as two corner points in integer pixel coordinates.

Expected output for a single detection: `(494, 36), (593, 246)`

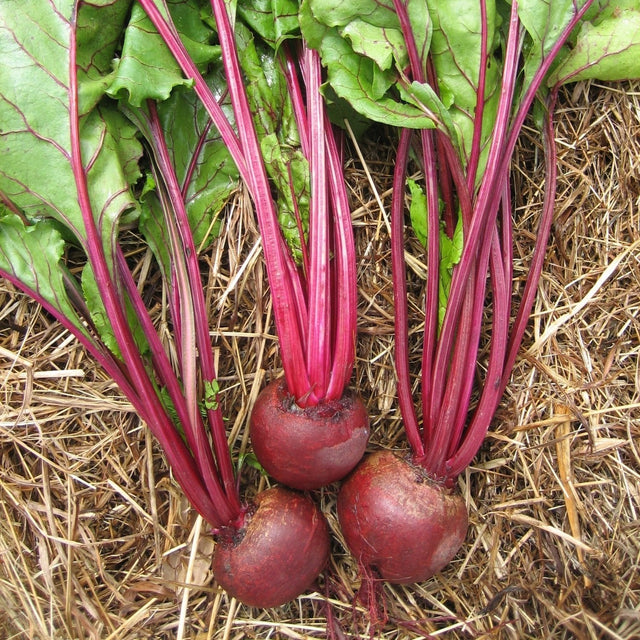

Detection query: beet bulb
(337, 450), (468, 584)
(250, 379), (370, 490)
(213, 486), (330, 607)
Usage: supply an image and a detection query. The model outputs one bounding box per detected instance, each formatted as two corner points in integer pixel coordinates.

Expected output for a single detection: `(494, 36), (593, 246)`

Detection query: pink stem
(68, 8), (226, 525)
(325, 121), (357, 399)
(147, 103), (241, 511)
(304, 48), (331, 402)
(500, 89), (559, 395)
(391, 128), (425, 458)
(208, 0), (312, 401)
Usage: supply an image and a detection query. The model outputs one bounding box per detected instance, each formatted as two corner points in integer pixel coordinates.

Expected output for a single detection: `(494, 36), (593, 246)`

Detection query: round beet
(337, 450), (468, 584)
(213, 487), (330, 608)
(250, 379), (370, 490)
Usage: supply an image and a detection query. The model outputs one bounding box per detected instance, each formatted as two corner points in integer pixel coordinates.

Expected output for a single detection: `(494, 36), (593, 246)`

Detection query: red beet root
(250, 379), (370, 490)
(337, 450), (468, 584)
(213, 487), (330, 608)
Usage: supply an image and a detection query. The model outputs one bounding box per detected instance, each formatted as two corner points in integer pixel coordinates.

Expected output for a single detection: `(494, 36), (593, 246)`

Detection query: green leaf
(305, 0), (399, 30)
(260, 134), (310, 260)
(158, 385), (182, 428)
(237, 451), (268, 476)
(438, 216), (463, 328)
(204, 379), (220, 410)
(425, 0), (501, 167)
(0, 2), (78, 226)
(314, 30), (436, 127)
(108, 0), (221, 106)
(237, 0), (300, 47)
(233, 23), (310, 258)
(235, 22), (297, 144)
(547, 8), (640, 85)
(405, 0), (432, 72)
(405, 178), (463, 328)
(138, 194), (173, 284)
(81, 263), (120, 355)
(0, 214), (89, 339)
(440, 215), (463, 272)
(518, 0), (592, 95)
(75, 0), (134, 113)
(80, 107), (144, 258)
(408, 179), (428, 247)
(428, 0), (497, 110)
(156, 83), (240, 249)
(582, 0), (639, 24)
(0, 0), (147, 365)
(340, 19), (406, 71)
(81, 262), (150, 358)
(401, 81), (458, 142)
(0, 1), (143, 257)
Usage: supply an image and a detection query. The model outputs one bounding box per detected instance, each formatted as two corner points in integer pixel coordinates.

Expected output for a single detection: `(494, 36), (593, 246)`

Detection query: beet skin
(337, 450), (468, 584)
(250, 379), (370, 490)
(213, 487), (330, 608)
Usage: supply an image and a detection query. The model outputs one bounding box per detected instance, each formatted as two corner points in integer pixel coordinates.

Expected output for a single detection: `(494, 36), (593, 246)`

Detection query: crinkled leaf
(121, 86), (236, 258)
(305, 0), (399, 30)
(108, 0), (221, 106)
(548, 7), (640, 85)
(260, 133), (310, 260)
(235, 22), (298, 144)
(75, 0), (134, 113)
(0, 214), (89, 338)
(300, 0), (435, 128)
(307, 29), (435, 125)
(341, 19), (406, 71)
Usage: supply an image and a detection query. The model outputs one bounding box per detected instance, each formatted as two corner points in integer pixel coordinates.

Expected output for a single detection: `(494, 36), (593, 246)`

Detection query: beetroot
(250, 379), (370, 490)
(337, 450), (468, 584)
(213, 487), (330, 607)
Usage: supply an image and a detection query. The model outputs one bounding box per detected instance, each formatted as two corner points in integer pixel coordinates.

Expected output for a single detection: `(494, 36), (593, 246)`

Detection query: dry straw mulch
(1, 81), (639, 640)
